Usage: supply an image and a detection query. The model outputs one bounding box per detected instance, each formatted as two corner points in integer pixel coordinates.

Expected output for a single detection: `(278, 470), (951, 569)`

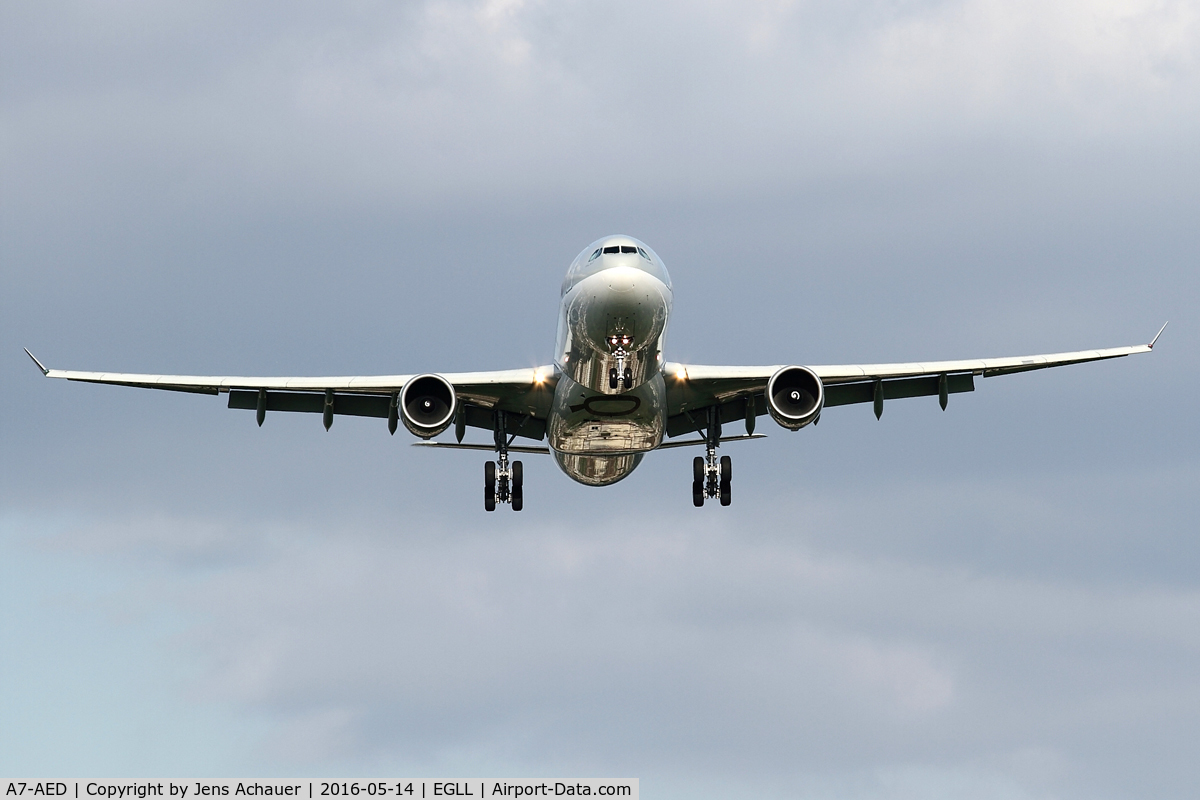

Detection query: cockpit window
(564, 238), (671, 296)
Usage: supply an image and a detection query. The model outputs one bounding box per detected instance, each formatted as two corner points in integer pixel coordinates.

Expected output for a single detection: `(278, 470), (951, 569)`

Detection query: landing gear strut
(692, 406), (732, 507)
(484, 409), (523, 512)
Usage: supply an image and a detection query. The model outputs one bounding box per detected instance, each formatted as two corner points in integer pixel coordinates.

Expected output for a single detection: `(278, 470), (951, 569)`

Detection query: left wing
(24, 349), (555, 440)
(662, 324), (1166, 437)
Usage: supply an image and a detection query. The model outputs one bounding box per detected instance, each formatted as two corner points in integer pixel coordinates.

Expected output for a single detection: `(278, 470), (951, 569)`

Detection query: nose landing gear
(691, 406), (732, 507)
(607, 333), (635, 390)
(484, 409), (524, 512)
(608, 367), (634, 390)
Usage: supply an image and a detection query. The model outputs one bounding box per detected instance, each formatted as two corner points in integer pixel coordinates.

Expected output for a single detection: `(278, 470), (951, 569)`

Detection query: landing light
(675, 366), (687, 380)
(534, 371), (545, 384)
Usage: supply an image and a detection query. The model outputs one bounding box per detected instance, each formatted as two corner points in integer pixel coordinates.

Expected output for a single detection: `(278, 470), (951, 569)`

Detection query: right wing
(24, 349), (556, 440)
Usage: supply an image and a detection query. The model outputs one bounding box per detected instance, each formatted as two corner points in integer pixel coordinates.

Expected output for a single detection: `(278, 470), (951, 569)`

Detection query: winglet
(1149, 321), (1169, 349)
(24, 348), (49, 375)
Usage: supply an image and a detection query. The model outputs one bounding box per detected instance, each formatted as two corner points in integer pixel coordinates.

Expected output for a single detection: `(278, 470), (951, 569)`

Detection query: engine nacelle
(766, 365), (824, 430)
(400, 374), (457, 439)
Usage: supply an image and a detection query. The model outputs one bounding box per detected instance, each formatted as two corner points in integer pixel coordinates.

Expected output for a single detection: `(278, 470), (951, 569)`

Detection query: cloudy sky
(2, 1), (1198, 797)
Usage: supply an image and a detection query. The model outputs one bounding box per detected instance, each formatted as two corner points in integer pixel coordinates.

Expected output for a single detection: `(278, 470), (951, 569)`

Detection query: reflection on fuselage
(552, 452), (646, 487)
(549, 235), (673, 486)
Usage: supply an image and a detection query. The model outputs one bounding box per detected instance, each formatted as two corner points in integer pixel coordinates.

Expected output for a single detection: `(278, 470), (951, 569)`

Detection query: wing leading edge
(24, 323), (1165, 443)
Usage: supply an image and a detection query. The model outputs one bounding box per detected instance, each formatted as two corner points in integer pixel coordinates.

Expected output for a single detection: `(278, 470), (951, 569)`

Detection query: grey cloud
(3, 1), (1199, 797)
(6, 0), (1199, 217)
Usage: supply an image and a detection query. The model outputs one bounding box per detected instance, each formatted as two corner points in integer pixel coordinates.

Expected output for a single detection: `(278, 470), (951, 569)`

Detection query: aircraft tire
(484, 461), (496, 512)
(692, 480), (704, 507)
(693, 456), (705, 484)
(511, 461), (523, 511)
(720, 455), (731, 483)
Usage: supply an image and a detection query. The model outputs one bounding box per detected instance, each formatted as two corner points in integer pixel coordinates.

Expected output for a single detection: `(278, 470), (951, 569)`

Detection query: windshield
(562, 236), (671, 295)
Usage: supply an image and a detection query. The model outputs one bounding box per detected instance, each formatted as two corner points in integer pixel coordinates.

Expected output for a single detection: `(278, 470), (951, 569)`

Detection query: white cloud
(34, 475), (1196, 794)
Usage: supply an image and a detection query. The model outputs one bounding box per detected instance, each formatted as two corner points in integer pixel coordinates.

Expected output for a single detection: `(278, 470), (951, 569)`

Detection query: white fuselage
(548, 236), (673, 485)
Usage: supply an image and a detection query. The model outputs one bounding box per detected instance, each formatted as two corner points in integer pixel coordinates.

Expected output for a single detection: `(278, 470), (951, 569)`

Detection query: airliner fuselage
(549, 236), (673, 486)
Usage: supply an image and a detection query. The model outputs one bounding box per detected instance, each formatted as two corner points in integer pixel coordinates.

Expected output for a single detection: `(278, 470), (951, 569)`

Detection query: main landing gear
(692, 406), (731, 507)
(485, 459), (522, 511)
(484, 409), (523, 512)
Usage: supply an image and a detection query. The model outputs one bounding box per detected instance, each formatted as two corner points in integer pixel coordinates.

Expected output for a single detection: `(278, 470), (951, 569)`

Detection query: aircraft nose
(606, 267), (639, 293)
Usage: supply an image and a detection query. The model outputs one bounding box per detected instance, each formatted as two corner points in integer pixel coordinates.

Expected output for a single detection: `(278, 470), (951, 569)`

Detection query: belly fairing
(548, 372), (665, 485)
(552, 452), (645, 487)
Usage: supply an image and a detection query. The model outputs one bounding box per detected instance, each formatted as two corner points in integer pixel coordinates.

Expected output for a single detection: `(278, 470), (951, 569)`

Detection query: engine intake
(400, 374), (457, 438)
(766, 365), (824, 430)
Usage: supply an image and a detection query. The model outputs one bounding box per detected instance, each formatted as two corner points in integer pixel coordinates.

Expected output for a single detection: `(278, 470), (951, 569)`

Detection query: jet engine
(766, 365), (824, 430)
(400, 374), (457, 438)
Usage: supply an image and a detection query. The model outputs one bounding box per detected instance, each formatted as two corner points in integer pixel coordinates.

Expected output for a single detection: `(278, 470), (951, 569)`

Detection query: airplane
(25, 235), (1166, 511)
